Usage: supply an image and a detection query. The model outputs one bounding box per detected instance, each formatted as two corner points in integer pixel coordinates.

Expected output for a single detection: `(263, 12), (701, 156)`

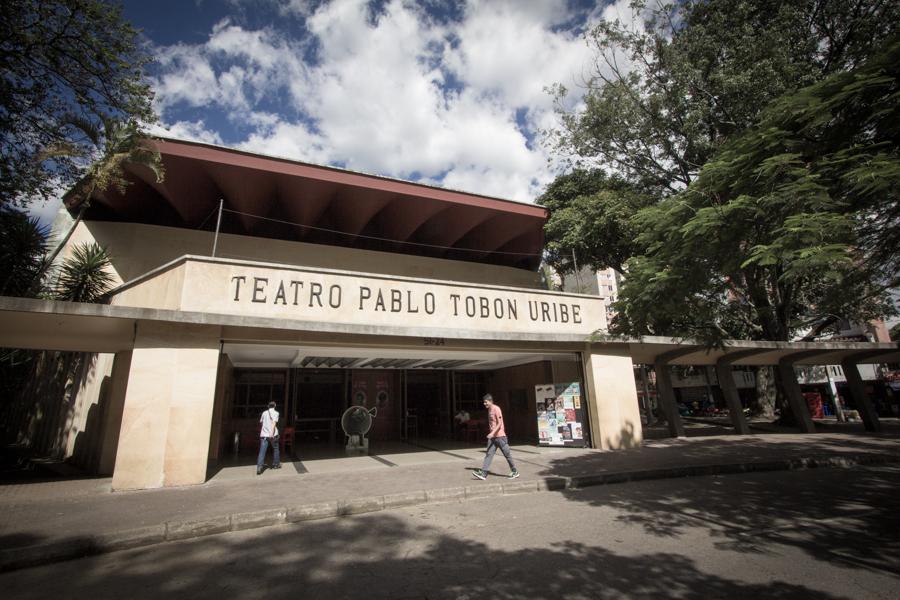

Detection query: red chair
(281, 426), (295, 456)
(464, 419), (483, 443)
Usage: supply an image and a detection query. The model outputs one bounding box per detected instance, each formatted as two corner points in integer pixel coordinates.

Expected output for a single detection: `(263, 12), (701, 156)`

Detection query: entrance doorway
(291, 369), (344, 446)
(406, 370), (447, 439)
(218, 343), (587, 462)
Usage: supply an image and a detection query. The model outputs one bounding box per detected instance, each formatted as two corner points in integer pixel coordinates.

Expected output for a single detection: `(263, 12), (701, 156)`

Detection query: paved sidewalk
(1, 432), (899, 572)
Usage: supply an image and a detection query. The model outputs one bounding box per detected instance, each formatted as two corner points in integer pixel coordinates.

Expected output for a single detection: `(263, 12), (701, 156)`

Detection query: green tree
(43, 117), (164, 268)
(613, 37), (899, 344)
(53, 242), (115, 302)
(0, 206), (50, 297)
(537, 169), (652, 276)
(543, 0), (898, 334)
(549, 0), (898, 199)
(0, 0), (156, 206)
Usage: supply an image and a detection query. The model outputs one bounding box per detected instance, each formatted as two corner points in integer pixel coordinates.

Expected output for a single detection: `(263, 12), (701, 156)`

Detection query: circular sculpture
(341, 405), (374, 437)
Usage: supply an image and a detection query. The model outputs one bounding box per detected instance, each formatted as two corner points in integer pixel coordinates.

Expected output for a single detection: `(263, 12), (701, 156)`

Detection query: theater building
(1, 138), (895, 491)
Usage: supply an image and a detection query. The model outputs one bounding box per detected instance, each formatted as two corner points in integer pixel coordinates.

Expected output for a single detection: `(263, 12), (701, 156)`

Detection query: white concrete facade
(19, 218), (634, 491)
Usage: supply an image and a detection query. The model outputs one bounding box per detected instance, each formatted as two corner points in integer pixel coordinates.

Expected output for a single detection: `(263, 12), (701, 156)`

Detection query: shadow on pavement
(2, 511), (852, 600)
(542, 441), (900, 577)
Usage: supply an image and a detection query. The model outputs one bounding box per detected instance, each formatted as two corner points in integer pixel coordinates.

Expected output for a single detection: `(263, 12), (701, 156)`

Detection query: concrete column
(776, 354), (816, 433)
(840, 355), (882, 433)
(713, 349), (764, 435)
(112, 321), (222, 491)
(653, 348), (695, 438)
(208, 353), (234, 463)
(582, 348), (643, 450)
(97, 350), (133, 475)
(654, 362), (683, 437)
(714, 362), (750, 435)
(639, 365), (654, 426)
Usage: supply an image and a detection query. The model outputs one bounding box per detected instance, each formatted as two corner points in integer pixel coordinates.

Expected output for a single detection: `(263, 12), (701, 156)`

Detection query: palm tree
(0, 206), (50, 297)
(43, 117), (164, 268)
(53, 242), (116, 302)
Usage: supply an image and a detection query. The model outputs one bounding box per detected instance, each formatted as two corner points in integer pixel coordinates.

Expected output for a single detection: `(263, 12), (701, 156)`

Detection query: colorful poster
(536, 382), (586, 447)
(570, 422), (583, 440)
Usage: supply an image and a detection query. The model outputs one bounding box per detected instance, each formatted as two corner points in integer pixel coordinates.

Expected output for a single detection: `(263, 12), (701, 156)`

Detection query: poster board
(535, 382), (585, 447)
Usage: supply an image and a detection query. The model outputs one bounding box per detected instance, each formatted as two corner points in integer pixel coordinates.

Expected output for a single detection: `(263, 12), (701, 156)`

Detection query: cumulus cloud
(148, 120), (224, 146)
(147, 0), (602, 202)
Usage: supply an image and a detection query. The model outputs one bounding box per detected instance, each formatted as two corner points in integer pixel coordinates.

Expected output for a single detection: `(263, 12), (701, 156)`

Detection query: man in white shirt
(257, 401), (281, 475)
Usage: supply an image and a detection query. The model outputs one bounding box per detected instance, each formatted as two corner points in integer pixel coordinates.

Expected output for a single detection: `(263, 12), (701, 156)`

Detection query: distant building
(560, 266), (621, 324)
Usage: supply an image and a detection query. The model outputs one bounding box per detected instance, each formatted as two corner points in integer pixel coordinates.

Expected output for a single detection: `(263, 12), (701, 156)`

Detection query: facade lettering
(274, 281), (287, 305)
(228, 271), (594, 331)
(231, 275), (246, 301)
(328, 285), (341, 308)
(252, 277), (268, 303)
(290, 280), (303, 305)
(309, 282), (323, 307)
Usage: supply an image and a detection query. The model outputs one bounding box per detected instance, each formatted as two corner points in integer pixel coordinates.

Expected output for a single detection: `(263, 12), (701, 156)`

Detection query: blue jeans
(482, 436), (516, 473)
(257, 436), (280, 469)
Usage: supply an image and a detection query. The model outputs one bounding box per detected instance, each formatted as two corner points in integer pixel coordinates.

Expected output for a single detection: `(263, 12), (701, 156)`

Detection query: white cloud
(444, 0), (591, 110)
(148, 120), (224, 146)
(148, 0), (603, 202)
(153, 45), (222, 112)
(238, 120), (330, 165)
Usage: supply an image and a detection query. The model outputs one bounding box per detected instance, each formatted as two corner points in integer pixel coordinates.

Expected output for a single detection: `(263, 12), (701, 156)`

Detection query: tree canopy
(619, 37), (899, 342)
(0, 0), (156, 206)
(542, 0), (898, 343)
(548, 0), (898, 197)
(538, 169), (652, 275)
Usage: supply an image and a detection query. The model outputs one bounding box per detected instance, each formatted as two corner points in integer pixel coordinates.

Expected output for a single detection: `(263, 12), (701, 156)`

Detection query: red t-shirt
(487, 403), (506, 438)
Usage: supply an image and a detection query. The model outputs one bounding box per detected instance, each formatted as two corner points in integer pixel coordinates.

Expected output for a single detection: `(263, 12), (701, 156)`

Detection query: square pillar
(97, 350), (132, 475)
(714, 362), (750, 434)
(112, 322), (222, 491)
(653, 361), (685, 438)
(840, 358), (881, 432)
(776, 359), (816, 433)
(582, 349), (643, 450)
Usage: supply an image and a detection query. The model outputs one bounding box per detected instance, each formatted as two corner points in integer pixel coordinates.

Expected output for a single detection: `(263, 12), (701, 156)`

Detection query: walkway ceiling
(0, 299), (897, 366)
(73, 138), (548, 271)
(616, 338), (900, 366)
(221, 343), (577, 371)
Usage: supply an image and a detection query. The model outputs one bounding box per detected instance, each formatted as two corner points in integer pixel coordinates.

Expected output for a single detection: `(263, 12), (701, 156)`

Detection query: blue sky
(29, 0), (637, 225)
(133, 1), (631, 196)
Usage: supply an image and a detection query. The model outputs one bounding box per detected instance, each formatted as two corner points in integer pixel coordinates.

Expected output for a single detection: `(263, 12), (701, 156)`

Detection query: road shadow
(0, 512), (852, 600)
(539, 436), (900, 577)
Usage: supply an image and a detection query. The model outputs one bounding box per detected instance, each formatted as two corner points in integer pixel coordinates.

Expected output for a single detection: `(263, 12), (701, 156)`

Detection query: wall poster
(535, 382), (585, 447)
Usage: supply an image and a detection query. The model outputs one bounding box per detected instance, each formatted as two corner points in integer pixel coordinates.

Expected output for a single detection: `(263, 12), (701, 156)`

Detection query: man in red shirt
(472, 393), (519, 480)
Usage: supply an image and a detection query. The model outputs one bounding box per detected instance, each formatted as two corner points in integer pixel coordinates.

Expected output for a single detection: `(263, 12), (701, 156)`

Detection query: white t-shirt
(260, 408), (279, 438)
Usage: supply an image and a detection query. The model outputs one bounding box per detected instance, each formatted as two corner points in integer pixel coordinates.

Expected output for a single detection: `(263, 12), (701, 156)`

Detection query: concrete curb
(1, 452), (897, 573)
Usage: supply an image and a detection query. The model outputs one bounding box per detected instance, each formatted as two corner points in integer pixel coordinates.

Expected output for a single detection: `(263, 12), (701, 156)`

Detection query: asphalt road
(3, 465), (899, 599)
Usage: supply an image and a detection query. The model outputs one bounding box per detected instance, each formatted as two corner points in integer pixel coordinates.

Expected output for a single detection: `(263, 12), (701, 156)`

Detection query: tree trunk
(773, 366), (799, 427)
(753, 366), (777, 419)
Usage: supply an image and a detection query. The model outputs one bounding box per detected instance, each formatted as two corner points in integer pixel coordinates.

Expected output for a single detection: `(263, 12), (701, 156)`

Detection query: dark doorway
(291, 369), (345, 446)
(406, 371), (445, 438)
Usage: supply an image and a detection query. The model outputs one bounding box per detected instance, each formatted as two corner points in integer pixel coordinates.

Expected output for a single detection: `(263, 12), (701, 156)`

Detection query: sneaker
(508, 470), (519, 479)
(472, 469), (487, 480)
(272, 464), (282, 469)
(256, 467), (263, 475)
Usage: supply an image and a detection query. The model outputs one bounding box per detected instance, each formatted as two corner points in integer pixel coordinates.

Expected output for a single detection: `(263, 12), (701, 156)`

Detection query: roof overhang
(71, 137), (548, 270)
(605, 336), (900, 366)
(2, 297), (897, 367)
